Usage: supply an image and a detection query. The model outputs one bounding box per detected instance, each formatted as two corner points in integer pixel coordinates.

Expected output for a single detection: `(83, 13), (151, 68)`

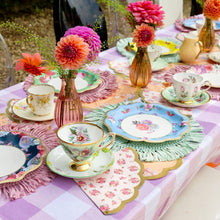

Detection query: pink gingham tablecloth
(0, 26), (220, 220)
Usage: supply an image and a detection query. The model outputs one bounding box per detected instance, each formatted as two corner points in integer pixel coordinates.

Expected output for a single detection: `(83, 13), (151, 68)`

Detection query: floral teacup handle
(201, 80), (212, 91)
(99, 132), (115, 150)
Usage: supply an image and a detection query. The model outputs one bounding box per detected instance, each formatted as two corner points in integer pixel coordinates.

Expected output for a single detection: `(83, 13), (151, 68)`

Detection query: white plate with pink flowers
(104, 102), (190, 143)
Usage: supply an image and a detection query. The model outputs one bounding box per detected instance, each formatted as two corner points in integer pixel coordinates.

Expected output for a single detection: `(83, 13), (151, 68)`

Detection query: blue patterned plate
(183, 18), (220, 31)
(0, 131), (46, 183)
(104, 103), (190, 143)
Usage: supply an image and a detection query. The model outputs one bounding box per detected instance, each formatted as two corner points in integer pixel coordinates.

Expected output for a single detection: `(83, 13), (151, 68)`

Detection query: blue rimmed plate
(34, 69), (102, 93)
(0, 131), (46, 183)
(104, 103), (190, 143)
(183, 18), (220, 31)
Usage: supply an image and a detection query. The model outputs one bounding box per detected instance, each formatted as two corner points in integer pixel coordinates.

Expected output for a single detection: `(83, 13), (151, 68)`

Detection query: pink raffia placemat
(0, 120), (59, 200)
(23, 69), (118, 103)
(164, 64), (220, 101)
(74, 147), (145, 215)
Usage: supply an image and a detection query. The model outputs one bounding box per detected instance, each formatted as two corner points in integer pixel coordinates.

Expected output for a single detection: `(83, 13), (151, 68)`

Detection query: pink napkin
(74, 148), (144, 215)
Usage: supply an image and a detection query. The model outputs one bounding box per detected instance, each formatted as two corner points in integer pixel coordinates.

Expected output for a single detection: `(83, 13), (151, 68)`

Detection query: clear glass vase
(198, 17), (215, 52)
(55, 76), (83, 128)
(129, 47), (152, 88)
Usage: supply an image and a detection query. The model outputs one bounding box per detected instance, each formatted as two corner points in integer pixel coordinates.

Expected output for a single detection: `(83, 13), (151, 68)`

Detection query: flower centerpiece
(53, 26), (101, 127)
(98, 0), (164, 87)
(126, 0), (164, 87)
(198, 0), (220, 52)
(13, 24), (101, 127)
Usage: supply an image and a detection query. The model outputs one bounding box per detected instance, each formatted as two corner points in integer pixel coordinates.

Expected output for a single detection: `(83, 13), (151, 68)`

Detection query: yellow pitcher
(179, 33), (202, 64)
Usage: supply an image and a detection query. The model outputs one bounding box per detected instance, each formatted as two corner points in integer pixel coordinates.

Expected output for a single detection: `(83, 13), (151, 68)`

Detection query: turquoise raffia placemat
(85, 102), (203, 162)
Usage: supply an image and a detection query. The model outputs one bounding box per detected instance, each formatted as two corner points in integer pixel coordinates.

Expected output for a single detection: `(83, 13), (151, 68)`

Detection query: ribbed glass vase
(199, 17), (215, 52)
(55, 76), (83, 128)
(129, 47), (152, 88)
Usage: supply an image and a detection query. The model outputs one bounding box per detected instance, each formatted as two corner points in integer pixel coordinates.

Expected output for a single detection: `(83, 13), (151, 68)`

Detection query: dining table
(0, 22), (220, 220)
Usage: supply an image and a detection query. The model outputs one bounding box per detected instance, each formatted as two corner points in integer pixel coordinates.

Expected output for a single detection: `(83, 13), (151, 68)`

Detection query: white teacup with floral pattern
(57, 122), (115, 172)
(172, 72), (211, 102)
(26, 84), (55, 115)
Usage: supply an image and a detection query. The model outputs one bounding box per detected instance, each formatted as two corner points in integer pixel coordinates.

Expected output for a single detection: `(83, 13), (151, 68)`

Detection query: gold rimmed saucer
(161, 86), (211, 108)
(46, 145), (115, 179)
(12, 98), (55, 121)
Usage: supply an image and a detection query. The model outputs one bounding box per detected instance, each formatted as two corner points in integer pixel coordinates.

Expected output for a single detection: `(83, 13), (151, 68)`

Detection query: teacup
(172, 72), (211, 102)
(26, 84), (55, 115)
(57, 122), (115, 172)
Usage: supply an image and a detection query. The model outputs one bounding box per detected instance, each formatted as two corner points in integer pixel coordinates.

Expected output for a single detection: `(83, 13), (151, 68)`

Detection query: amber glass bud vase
(55, 72), (83, 128)
(199, 17), (215, 52)
(129, 47), (152, 88)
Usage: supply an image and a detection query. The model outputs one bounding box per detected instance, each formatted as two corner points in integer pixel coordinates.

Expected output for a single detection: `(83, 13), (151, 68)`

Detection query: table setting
(1, 0), (220, 219)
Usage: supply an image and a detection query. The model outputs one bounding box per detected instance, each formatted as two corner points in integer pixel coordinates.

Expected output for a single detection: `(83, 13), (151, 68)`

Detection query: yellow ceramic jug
(179, 33), (202, 64)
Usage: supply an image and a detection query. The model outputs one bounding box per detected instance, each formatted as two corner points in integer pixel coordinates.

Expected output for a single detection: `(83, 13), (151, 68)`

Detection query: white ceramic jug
(179, 33), (202, 64)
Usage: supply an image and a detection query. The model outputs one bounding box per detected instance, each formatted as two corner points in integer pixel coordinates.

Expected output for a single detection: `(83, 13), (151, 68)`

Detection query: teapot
(179, 33), (202, 64)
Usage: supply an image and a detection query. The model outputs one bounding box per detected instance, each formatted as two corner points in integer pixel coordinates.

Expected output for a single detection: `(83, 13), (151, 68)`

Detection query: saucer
(12, 98), (55, 121)
(161, 86), (211, 108)
(46, 145), (115, 179)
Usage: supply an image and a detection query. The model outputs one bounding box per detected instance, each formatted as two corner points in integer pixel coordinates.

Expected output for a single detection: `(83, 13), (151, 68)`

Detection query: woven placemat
(23, 69), (118, 103)
(85, 102), (203, 162)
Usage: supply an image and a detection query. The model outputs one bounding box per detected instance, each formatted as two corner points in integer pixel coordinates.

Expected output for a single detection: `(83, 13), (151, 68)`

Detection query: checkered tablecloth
(1, 25), (220, 220)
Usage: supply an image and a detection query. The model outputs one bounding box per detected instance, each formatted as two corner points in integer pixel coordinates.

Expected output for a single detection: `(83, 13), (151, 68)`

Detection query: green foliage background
(0, 0), (53, 16)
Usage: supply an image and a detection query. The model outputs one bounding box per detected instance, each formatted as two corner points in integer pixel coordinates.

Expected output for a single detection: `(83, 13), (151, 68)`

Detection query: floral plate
(0, 130), (46, 183)
(182, 18), (220, 31)
(12, 98), (55, 121)
(208, 52), (220, 64)
(34, 69), (102, 93)
(161, 86), (211, 108)
(117, 38), (180, 58)
(104, 102), (190, 143)
(46, 145), (114, 179)
(152, 39), (180, 55)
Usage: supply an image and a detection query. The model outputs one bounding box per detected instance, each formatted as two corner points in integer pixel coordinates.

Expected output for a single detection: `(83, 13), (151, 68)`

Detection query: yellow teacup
(26, 84), (55, 116)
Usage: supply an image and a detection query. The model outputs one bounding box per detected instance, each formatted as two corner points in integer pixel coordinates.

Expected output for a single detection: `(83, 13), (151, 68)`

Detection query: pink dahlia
(127, 0), (165, 28)
(133, 23), (155, 47)
(64, 26), (101, 61)
(54, 35), (89, 70)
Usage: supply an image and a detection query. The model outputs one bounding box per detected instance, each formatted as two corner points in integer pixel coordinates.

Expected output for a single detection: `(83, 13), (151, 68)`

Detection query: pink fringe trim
(164, 65), (220, 101)
(0, 123), (59, 200)
(23, 69), (118, 103)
